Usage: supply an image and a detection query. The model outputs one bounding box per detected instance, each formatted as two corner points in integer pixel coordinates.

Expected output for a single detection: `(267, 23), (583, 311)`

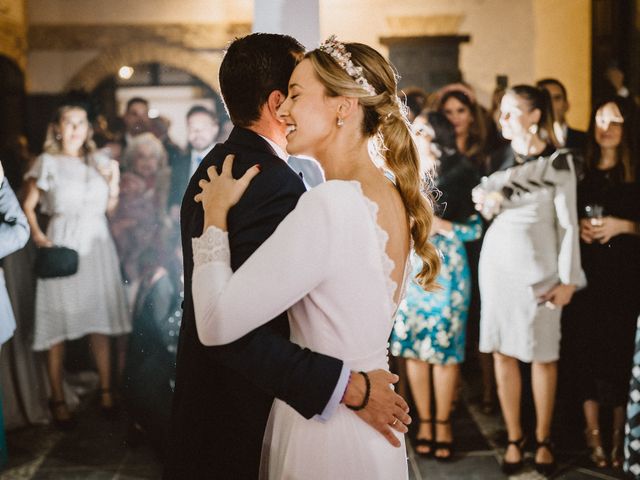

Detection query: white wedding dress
(192, 180), (409, 479)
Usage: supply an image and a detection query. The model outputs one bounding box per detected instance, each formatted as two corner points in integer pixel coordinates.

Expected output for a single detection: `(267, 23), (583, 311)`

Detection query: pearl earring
(337, 117), (344, 127)
(528, 123), (539, 135)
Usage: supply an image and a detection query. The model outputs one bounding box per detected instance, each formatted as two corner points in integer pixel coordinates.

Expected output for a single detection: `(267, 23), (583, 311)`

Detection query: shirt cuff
(314, 363), (351, 422)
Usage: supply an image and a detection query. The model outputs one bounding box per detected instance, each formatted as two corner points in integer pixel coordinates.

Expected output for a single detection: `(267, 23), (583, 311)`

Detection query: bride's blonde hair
(306, 43), (440, 291)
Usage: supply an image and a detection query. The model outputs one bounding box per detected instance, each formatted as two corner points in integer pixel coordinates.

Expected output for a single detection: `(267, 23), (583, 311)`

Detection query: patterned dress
(625, 316), (640, 477)
(391, 214), (482, 365)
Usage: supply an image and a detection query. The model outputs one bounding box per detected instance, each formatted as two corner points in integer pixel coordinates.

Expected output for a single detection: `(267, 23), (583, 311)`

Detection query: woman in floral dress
(391, 111), (481, 460)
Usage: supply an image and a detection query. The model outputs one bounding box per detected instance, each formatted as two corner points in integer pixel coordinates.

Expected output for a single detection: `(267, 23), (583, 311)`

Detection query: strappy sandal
(433, 418), (454, 461)
(501, 436), (525, 475)
(413, 418), (433, 457)
(98, 388), (120, 419)
(584, 428), (607, 468)
(611, 428), (624, 470)
(534, 437), (557, 476)
(48, 399), (76, 431)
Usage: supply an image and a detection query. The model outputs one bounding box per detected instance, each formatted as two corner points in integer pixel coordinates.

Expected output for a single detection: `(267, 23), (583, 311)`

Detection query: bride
(191, 36), (440, 479)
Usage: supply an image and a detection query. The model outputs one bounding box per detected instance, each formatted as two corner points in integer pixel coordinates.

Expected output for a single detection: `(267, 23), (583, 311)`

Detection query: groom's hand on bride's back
(341, 370), (411, 448)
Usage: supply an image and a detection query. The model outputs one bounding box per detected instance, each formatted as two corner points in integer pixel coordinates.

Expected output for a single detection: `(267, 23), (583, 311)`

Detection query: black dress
(570, 168), (640, 406)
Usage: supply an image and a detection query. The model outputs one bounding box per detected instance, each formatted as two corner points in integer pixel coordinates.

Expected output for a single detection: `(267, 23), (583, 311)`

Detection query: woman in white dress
(473, 85), (584, 475)
(22, 102), (130, 428)
(190, 37), (440, 479)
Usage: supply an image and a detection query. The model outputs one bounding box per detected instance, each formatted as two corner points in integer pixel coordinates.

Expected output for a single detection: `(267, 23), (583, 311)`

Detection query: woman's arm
(106, 160), (120, 215)
(21, 178), (51, 247)
(550, 157), (584, 303)
(193, 187), (334, 346)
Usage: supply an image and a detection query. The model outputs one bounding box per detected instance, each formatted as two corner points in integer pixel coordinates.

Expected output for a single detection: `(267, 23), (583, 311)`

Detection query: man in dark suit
(168, 105), (220, 212)
(165, 33), (409, 479)
(536, 78), (587, 152)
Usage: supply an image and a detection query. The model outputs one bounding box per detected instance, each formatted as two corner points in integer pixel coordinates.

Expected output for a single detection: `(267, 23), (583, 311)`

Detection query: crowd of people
(0, 31), (639, 479)
(0, 95), (225, 457)
(390, 73), (640, 475)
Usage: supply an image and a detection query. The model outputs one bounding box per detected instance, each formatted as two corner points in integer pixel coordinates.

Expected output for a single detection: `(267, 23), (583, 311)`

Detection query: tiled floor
(0, 393), (633, 479)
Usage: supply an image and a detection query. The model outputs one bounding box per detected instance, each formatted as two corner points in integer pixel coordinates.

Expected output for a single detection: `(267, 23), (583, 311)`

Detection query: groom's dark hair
(219, 33), (305, 128)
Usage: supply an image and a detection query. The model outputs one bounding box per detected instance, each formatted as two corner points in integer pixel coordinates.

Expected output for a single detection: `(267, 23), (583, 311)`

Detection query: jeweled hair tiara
(318, 35), (377, 96)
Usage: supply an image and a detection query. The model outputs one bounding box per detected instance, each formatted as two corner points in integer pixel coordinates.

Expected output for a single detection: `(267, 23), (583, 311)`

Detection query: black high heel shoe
(501, 437), (525, 475)
(433, 418), (454, 461)
(534, 437), (557, 477)
(98, 388), (120, 419)
(48, 399), (76, 431)
(413, 418), (433, 457)
(611, 428), (624, 470)
(584, 428), (607, 468)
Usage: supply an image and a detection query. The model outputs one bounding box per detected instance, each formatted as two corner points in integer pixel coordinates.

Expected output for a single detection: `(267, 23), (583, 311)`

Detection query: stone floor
(1, 390), (633, 480)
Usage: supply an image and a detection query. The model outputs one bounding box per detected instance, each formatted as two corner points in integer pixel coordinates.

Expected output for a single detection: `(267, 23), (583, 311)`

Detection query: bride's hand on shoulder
(195, 154), (261, 231)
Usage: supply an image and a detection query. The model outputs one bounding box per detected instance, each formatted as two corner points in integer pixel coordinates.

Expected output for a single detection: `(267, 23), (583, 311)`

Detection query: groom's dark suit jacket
(165, 127), (343, 479)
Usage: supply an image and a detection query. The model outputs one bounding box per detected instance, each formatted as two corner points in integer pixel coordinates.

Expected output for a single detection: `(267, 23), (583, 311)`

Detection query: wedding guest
(168, 105), (219, 210)
(437, 83), (498, 413)
(122, 228), (183, 455)
(474, 85), (584, 475)
(626, 316), (640, 476)
(150, 115), (182, 176)
(0, 135), (31, 190)
(0, 150), (52, 430)
(0, 160), (29, 350)
(537, 78), (587, 152)
(122, 97), (151, 149)
(436, 83), (491, 175)
(568, 98), (640, 469)
(21, 101), (129, 428)
(110, 132), (170, 292)
(391, 111), (481, 460)
(403, 86), (428, 123)
(0, 160), (30, 467)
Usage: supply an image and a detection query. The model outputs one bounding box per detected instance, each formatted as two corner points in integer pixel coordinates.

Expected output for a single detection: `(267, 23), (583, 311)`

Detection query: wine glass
(584, 204), (604, 226)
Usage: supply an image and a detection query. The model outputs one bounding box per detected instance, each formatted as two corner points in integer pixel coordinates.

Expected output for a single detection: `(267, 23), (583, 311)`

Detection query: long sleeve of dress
(551, 158), (586, 287)
(0, 178), (30, 259)
(192, 188), (334, 346)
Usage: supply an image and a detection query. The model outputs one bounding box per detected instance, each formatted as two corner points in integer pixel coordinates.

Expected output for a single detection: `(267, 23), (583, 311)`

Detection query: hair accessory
(318, 35), (376, 96)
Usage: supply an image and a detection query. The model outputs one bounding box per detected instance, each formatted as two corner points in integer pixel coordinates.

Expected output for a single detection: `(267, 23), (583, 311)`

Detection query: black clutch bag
(35, 246), (79, 279)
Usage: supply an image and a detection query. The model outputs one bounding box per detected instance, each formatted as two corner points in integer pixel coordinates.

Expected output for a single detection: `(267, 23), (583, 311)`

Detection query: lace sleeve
(192, 226), (231, 267)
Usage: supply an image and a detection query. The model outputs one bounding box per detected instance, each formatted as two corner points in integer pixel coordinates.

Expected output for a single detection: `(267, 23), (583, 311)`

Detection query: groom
(165, 33), (410, 479)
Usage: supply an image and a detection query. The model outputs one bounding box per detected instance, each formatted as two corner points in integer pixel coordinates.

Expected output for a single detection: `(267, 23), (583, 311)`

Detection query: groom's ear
(266, 90), (287, 123)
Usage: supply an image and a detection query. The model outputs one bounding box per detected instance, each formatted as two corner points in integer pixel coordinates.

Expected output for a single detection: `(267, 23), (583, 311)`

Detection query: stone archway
(65, 41), (222, 92)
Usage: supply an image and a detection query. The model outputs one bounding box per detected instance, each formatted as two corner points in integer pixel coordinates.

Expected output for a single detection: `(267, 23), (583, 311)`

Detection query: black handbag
(35, 246), (79, 278)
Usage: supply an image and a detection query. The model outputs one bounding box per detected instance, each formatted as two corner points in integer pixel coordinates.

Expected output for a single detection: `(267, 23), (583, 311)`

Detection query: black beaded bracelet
(346, 371), (371, 411)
